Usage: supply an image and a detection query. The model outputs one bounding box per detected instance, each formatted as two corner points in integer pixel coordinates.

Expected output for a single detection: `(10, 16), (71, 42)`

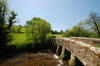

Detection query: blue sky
(8, 0), (100, 31)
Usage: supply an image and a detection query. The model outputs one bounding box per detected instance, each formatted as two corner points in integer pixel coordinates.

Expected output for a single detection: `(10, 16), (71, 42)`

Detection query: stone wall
(53, 37), (100, 66)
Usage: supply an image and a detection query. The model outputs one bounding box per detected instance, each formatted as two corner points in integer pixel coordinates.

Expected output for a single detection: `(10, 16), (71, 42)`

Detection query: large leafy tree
(26, 17), (51, 48)
(0, 0), (17, 56)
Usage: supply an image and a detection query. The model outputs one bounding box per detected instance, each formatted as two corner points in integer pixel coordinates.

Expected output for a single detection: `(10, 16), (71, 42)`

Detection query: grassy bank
(51, 34), (63, 37)
(8, 33), (27, 47)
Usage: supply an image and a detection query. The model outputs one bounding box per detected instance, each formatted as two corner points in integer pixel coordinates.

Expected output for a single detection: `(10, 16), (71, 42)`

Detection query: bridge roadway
(52, 37), (100, 66)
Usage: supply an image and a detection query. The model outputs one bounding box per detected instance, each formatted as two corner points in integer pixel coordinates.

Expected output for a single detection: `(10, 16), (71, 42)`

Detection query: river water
(0, 52), (69, 66)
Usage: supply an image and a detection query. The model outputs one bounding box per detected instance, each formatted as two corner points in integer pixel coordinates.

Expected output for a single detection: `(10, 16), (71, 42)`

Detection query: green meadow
(8, 33), (62, 46)
(8, 33), (27, 47)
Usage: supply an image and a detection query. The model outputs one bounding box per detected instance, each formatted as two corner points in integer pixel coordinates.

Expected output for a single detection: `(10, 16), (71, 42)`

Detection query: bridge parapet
(53, 37), (100, 66)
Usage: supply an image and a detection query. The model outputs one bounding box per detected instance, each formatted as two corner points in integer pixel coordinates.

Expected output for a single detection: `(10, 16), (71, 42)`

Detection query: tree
(85, 12), (100, 37)
(51, 30), (59, 34)
(0, 0), (17, 56)
(64, 22), (90, 37)
(26, 17), (51, 48)
(90, 12), (100, 37)
(60, 30), (64, 34)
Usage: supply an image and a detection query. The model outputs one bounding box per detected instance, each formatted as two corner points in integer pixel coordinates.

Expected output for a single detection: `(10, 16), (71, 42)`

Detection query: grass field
(8, 33), (27, 47)
(51, 34), (63, 37)
(7, 33), (63, 48)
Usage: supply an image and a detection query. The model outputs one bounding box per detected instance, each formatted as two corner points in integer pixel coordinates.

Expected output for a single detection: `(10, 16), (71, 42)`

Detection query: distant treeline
(63, 12), (100, 38)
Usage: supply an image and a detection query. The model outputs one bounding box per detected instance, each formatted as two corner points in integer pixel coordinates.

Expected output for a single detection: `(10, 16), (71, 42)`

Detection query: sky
(7, 0), (100, 31)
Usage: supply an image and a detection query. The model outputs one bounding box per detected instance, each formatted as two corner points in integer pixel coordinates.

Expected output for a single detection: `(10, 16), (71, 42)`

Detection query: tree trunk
(92, 17), (100, 37)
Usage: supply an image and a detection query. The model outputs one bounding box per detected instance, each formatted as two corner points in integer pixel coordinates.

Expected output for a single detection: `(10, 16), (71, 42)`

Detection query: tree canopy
(26, 17), (51, 48)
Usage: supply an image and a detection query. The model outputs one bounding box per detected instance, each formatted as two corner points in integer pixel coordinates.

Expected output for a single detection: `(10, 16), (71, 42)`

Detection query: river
(0, 52), (69, 66)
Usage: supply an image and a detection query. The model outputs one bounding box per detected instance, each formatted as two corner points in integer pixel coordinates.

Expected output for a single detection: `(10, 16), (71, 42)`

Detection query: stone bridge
(51, 37), (100, 66)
